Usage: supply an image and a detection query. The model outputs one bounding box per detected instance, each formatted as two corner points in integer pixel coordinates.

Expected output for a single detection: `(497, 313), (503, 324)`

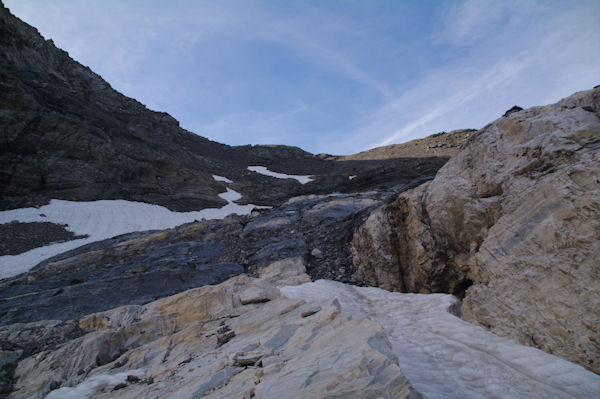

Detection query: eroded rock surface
(0, 187), (412, 326)
(282, 280), (600, 399)
(4, 258), (416, 399)
(351, 87), (600, 372)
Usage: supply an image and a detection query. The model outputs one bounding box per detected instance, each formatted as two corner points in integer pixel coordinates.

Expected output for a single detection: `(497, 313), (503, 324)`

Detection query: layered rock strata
(3, 258), (416, 398)
(0, 188), (407, 326)
(352, 87), (600, 372)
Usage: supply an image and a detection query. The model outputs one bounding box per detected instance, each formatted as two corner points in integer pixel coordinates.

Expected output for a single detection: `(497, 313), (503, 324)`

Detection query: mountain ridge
(0, 1), (453, 214)
(1, 2), (599, 397)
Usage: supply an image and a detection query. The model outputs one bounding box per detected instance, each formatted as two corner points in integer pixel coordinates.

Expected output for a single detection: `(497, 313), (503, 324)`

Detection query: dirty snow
(281, 280), (600, 399)
(248, 165), (313, 184)
(0, 189), (269, 279)
(46, 369), (144, 399)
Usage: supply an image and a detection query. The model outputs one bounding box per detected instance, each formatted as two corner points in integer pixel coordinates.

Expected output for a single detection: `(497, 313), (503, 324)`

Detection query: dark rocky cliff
(0, 2), (233, 211)
(0, 2), (447, 213)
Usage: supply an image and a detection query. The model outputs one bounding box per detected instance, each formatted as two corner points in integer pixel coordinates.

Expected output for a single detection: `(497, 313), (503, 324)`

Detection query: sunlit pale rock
(6, 258), (415, 399)
(351, 87), (600, 372)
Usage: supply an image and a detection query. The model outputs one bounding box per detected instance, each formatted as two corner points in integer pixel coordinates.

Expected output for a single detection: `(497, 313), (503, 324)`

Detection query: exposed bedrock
(2, 258), (416, 399)
(351, 87), (600, 372)
(0, 187), (412, 326)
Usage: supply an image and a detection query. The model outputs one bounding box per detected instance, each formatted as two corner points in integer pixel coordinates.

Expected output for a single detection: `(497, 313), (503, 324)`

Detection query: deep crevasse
(281, 280), (600, 399)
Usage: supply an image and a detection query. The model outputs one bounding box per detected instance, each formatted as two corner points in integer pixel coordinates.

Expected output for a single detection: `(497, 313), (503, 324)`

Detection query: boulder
(351, 87), (600, 372)
(503, 105), (524, 117)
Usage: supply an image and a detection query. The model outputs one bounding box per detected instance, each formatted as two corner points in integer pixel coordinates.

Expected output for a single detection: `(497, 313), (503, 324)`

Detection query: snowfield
(248, 165), (314, 184)
(0, 182), (268, 278)
(281, 280), (600, 399)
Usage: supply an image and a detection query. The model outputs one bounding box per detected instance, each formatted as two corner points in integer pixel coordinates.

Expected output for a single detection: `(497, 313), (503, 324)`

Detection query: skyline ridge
(4, 0), (599, 154)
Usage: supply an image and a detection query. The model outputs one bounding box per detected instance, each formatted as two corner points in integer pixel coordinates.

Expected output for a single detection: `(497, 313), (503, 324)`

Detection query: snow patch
(46, 369), (144, 399)
(0, 189), (269, 278)
(212, 175), (233, 183)
(248, 165), (313, 184)
(281, 280), (600, 399)
(349, 175), (357, 180)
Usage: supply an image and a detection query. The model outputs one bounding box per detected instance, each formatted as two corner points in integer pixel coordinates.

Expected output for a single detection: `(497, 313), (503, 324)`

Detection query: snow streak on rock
(45, 370), (144, 399)
(248, 166), (314, 184)
(212, 175), (233, 183)
(0, 190), (269, 278)
(281, 280), (600, 399)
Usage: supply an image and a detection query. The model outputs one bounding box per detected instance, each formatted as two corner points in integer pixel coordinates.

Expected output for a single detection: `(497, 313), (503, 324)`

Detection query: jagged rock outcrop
(0, 2), (231, 211)
(351, 87), (600, 372)
(3, 258), (416, 398)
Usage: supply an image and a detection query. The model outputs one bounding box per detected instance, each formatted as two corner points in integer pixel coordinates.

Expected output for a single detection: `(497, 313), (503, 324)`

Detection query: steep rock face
(351, 87), (600, 372)
(3, 258), (415, 399)
(0, 3), (233, 211)
(0, 3), (447, 212)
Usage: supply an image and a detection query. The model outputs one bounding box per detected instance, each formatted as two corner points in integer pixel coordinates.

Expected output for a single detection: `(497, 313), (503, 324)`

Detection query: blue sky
(5, 0), (600, 155)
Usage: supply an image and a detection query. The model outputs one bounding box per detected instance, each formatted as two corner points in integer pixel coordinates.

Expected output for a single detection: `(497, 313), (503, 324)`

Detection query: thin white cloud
(4, 0), (599, 156)
(336, 0), (600, 155)
(375, 57), (530, 147)
(190, 106), (311, 148)
(433, 0), (508, 45)
(276, 29), (394, 98)
(6, 0), (393, 121)
(212, 3), (395, 98)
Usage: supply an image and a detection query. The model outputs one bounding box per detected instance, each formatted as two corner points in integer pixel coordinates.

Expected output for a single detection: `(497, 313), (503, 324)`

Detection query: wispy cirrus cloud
(189, 101), (313, 147)
(4, 0), (599, 156)
(432, 0), (509, 46)
(333, 0), (600, 155)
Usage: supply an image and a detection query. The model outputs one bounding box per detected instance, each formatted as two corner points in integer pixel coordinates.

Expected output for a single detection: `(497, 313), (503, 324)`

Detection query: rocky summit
(1, 2), (600, 398)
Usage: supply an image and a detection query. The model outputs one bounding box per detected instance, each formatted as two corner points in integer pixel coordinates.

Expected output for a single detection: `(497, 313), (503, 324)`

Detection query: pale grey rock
(351, 87), (600, 372)
(258, 257), (311, 286)
(310, 248), (323, 258)
(237, 284), (278, 305)
(301, 304), (321, 318)
(304, 197), (379, 222)
(6, 258), (414, 398)
(243, 217), (292, 233)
